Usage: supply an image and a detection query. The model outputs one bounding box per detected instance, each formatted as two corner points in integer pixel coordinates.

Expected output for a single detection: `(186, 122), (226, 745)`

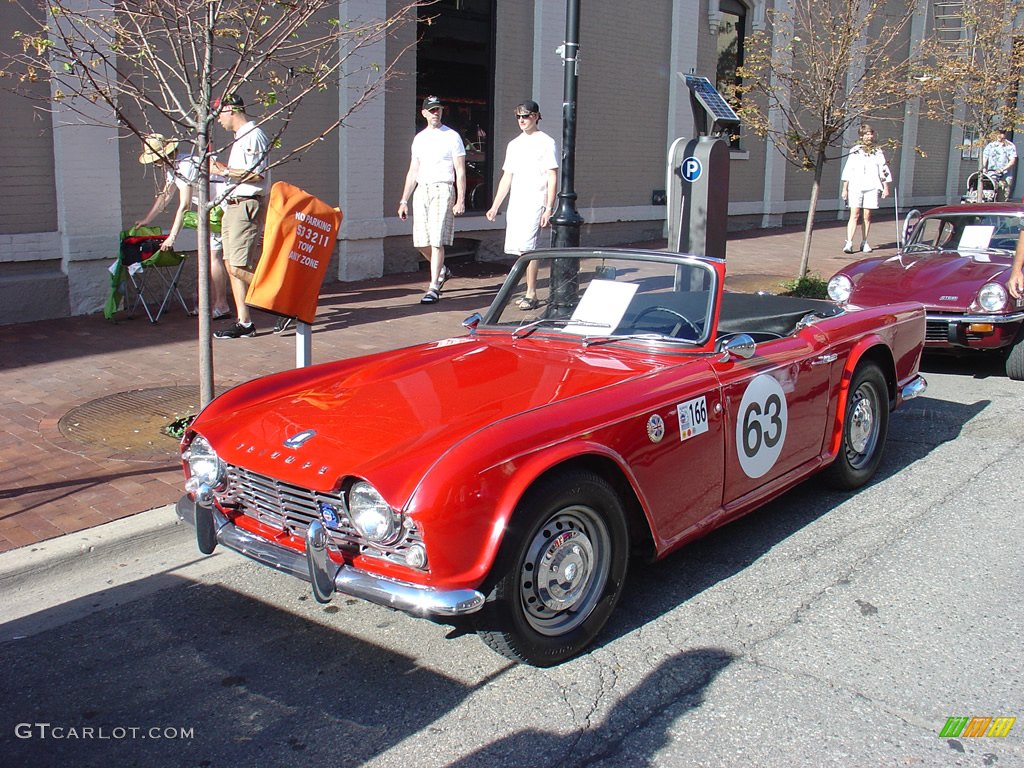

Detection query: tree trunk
(198, 10), (216, 408)
(797, 146), (829, 280)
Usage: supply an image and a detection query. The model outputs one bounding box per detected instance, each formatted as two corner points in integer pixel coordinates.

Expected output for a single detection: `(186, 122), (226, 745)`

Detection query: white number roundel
(735, 374), (788, 478)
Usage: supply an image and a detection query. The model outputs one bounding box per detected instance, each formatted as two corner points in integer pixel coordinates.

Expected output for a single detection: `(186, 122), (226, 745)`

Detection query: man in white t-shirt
(398, 96), (467, 305)
(211, 93), (270, 338)
(486, 100), (558, 309)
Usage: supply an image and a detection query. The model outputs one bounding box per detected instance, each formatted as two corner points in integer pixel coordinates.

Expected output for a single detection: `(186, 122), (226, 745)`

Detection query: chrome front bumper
(900, 375), (927, 402)
(175, 496), (485, 617)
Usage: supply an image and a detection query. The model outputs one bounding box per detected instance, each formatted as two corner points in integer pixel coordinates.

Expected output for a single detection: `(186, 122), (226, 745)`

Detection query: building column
(898, 1), (929, 211)
(759, 7), (792, 229)
(50, 0), (122, 315)
(533, 2), (564, 134)
(335, 0), (388, 281)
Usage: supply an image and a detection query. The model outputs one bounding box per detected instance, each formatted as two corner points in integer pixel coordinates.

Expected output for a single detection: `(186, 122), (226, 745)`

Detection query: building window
(716, 0), (745, 148)
(416, 0), (494, 211)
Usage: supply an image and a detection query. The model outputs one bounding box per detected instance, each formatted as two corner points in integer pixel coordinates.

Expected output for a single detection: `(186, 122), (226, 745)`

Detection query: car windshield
(908, 212), (1024, 253)
(482, 249), (718, 345)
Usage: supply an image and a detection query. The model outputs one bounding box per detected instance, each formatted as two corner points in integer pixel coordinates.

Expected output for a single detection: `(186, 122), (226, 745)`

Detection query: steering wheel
(632, 305), (701, 339)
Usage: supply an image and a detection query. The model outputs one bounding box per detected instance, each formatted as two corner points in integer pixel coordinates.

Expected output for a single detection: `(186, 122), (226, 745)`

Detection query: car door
(713, 332), (834, 504)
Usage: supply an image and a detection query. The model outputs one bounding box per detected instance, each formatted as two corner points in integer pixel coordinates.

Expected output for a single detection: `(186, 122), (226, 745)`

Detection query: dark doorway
(416, 0), (494, 212)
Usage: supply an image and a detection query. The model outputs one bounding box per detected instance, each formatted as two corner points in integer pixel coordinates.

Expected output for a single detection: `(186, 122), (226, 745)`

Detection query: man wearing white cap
(397, 96), (467, 305)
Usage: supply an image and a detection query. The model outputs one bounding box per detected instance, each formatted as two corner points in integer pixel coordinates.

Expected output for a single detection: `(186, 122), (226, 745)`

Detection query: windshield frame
(478, 248), (723, 349)
(906, 211), (1024, 255)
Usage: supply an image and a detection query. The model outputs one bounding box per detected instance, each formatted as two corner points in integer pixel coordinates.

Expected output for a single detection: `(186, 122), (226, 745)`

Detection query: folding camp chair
(105, 227), (192, 322)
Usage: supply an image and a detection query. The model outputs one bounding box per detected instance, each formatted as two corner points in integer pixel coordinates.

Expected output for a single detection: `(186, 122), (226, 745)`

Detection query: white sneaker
(861, 241), (872, 253)
(843, 240), (854, 254)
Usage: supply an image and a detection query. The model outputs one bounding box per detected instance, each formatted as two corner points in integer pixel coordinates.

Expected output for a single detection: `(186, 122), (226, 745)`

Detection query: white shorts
(412, 183), (455, 248)
(849, 189), (880, 210)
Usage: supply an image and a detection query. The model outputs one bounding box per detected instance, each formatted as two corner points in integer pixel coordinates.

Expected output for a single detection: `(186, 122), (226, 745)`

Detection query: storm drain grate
(58, 385), (208, 462)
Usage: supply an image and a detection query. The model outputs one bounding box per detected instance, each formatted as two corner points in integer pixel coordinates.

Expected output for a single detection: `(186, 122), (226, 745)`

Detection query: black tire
(824, 362), (889, 490)
(474, 469), (629, 667)
(1005, 329), (1024, 381)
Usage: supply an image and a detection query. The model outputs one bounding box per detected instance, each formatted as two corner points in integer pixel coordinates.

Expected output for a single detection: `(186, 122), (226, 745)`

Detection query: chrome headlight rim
(348, 480), (402, 546)
(827, 274), (853, 303)
(976, 281), (1008, 312)
(184, 433), (226, 490)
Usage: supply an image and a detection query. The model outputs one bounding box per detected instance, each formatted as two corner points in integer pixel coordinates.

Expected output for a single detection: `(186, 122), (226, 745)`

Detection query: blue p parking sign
(681, 156), (703, 183)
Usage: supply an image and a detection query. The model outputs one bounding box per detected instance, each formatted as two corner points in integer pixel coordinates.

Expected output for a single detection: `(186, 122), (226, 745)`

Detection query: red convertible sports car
(177, 248), (927, 666)
(827, 202), (1024, 379)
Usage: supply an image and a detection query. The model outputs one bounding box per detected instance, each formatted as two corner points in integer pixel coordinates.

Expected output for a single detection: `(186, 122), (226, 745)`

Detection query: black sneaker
(214, 321), (256, 339)
(273, 317), (293, 334)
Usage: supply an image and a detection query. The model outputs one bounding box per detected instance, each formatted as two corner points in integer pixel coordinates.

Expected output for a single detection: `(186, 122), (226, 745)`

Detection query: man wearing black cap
(211, 93), (271, 338)
(398, 95), (467, 304)
(485, 100), (558, 309)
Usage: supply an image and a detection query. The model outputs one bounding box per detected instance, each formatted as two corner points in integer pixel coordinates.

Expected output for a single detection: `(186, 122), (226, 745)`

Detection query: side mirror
(717, 333), (756, 362)
(462, 312), (482, 332)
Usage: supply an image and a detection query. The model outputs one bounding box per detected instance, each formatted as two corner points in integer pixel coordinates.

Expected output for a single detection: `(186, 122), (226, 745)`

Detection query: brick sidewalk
(0, 219), (888, 552)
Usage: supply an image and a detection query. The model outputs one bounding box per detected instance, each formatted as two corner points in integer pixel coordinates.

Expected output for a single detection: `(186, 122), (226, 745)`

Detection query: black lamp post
(549, 0), (583, 249)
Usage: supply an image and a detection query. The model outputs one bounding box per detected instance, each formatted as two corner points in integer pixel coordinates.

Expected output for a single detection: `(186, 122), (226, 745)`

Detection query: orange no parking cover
(246, 181), (343, 324)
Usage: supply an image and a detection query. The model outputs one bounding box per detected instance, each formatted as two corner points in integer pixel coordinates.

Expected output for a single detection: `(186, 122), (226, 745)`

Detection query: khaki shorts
(412, 183), (455, 248)
(221, 197), (264, 269)
(849, 189), (880, 210)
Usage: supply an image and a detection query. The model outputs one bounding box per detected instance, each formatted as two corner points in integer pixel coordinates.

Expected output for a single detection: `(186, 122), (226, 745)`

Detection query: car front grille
(926, 319), (986, 344)
(220, 465), (423, 564)
(925, 320), (950, 343)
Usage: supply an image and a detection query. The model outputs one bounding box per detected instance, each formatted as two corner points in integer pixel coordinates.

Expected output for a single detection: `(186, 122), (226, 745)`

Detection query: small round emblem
(646, 414), (666, 443)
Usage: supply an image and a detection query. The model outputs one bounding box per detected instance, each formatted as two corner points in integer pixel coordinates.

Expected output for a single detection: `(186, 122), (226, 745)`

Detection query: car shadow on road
(0, 564), (731, 767)
(592, 393), (988, 653)
(920, 350), (1009, 379)
(447, 647), (734, 767)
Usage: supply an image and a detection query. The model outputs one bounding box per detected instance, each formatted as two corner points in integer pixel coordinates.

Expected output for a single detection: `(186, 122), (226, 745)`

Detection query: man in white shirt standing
(211, 93), (270, 338)
(398, 96), (467, 305)
(485, 100), (558, 309)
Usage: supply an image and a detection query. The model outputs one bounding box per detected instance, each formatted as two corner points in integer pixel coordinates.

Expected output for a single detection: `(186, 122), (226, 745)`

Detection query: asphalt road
(1, 354), (1021, 768)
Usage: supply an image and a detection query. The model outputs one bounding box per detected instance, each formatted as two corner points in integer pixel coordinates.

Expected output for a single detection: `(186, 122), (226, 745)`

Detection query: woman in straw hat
(134, 133), (232, 319)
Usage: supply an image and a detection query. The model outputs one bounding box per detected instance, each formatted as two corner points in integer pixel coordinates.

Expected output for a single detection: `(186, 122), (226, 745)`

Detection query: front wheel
(1005, 329), (1024, 381)
(824, 362), (889, 490)
(474, 469), (629, 666)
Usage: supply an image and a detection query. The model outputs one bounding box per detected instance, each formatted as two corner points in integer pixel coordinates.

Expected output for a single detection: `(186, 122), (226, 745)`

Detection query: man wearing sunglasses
(485, 100), (558, 310)
(398, 95), (467, 305)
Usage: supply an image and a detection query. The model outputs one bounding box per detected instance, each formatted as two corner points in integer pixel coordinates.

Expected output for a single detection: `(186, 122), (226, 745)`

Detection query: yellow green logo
(940, 717), (1016, 738)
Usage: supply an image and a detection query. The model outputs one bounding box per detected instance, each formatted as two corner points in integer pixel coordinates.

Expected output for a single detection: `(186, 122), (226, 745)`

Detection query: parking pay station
(667, 75), (740, 259)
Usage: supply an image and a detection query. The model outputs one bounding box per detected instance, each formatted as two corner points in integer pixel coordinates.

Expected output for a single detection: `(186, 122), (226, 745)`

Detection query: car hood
(193, 336), (669, 498)
(847, 251), (1011, 311)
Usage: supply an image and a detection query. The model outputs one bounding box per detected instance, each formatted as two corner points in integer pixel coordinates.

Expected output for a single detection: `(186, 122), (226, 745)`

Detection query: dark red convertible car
(828, 203), (1024, 379)
(178, 248), (926, 665)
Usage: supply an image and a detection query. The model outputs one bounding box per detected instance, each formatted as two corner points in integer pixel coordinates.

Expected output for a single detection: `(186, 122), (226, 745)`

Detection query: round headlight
(185, 434), (225, 489)
(349, 481), (401, 545)
(977, 282), (1008, 312)
(827, 274), (853, 303)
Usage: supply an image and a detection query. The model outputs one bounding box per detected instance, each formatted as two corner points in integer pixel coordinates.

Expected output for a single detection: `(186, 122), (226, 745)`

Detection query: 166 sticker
(735, 374), (788, 478)
(676, 396), (709, 442)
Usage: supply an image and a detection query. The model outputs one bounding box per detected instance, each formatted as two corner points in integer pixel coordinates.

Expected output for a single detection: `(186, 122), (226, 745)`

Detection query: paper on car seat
(564, 279), (638, 335)
(959, 225), (994, 250)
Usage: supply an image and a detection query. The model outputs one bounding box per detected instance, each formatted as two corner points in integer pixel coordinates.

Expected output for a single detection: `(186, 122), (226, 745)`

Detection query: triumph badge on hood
(284, 429), (316, 449)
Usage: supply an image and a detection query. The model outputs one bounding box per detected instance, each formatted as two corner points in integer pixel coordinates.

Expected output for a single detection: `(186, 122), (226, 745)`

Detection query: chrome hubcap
(848, 391), (875, 454)
(535, 529), (593, 611)
(519, 506), (611, 636)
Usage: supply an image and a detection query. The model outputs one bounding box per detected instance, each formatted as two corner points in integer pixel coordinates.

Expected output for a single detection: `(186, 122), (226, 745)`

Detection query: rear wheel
(1005, 329), (1024, 381)
(474, 469), (629, 666)
(824, 362), (889, 490)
